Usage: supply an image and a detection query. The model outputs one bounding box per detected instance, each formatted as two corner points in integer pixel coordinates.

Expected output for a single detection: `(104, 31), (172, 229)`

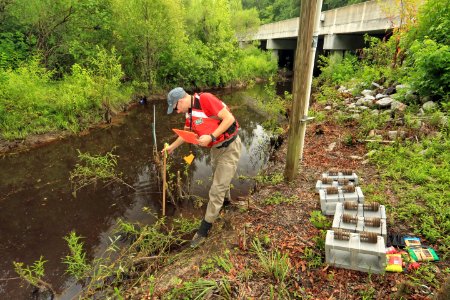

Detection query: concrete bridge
(241, 0), (400, 68)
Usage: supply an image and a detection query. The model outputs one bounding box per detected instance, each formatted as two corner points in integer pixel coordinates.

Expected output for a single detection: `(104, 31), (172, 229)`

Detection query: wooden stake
(162, 147), (167, 216)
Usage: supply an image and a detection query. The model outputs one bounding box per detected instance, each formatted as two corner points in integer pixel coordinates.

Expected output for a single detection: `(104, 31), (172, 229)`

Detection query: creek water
(0, 84), (281, 299)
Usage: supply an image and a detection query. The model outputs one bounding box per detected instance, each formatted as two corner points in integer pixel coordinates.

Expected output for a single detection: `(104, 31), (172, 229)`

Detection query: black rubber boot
(191, 219), (212, 248)
(223, 197), (231, 207)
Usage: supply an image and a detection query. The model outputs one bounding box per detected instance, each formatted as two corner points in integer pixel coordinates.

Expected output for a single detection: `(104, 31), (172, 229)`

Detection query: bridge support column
(323, 34), (366, 51)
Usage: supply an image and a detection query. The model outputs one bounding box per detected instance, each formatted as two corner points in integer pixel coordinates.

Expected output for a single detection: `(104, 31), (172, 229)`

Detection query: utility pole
(284, 0), (323, 181)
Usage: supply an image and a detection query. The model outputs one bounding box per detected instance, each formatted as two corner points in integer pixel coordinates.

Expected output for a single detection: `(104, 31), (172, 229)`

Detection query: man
(165, 87), (242, 248)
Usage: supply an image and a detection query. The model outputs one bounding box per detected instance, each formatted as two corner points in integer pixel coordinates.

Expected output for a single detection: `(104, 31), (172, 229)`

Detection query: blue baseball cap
(167, 87), (186, 114)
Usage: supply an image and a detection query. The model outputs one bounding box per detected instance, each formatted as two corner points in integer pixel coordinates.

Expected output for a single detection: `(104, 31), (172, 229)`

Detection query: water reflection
(0, 84), (273, 298)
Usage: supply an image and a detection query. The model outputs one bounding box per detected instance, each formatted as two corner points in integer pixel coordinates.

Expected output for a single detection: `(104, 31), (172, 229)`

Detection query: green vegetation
(251, 237), (291, 283)
(370, 137), (450, 254)
(14, 217), (203, 298)
(167, 277), (232, 299)
(263, 191), (297, 205)
(13, 256), (55, 295)
(313, 0), (449, 256)
(255, 171), (285, 185)
(0, 0), (276, 140)
(62, 231), (90, 280)
(309, 210), (331, 229)
(69, 148), (132, 195)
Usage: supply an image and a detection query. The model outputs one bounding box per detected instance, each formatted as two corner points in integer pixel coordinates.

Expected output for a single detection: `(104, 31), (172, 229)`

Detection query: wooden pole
(162, 147), (167, 216)
(284, 0), (323, 181)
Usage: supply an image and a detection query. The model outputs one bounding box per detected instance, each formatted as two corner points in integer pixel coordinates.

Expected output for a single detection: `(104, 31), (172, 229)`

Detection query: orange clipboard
(172, 129), (199, 144)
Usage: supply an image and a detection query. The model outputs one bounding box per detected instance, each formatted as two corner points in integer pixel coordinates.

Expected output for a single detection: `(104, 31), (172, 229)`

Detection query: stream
(0, 84), (284, 299)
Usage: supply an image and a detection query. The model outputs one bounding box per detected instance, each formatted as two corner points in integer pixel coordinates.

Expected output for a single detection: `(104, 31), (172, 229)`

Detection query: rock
(361, 89), (374, 97)
(371, 109), (380, 115)
(371, 82), (381, 89)
(348, 103), (356, 109)
(420, 95), (432, 104)
(385, 86), (396, 95)
(391, 100), (407, 112)
(360, 106), (369, 110)
(324, 106), (332, 110)
(326, 142), (336, 152)
(388, 131), (398, 140)
(422, 101), (437, 112)
(350, 155), (363, 160)
(376, 93), (387, 100)
(376, 97), (394, 108)
(405, 91), (419, 103)
(364, 150), (377, 157)
(338, 86), (347, 93)
(356, 96), (374, 107)
(396, 84), (409, 90)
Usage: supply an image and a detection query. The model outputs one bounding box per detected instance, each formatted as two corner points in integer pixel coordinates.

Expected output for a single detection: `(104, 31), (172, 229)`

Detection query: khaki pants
(204, 136), (242, 223)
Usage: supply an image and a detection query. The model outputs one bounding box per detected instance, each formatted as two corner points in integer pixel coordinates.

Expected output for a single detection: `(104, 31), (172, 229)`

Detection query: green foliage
(172, 217), (200, 235)
(233, 45), (277, 83)
(309, 211), (330, 229)
(0, 53), (131, 140)
(370, 136), (450, 250)
(13, 256), (47, 288)
(69, 148), (131, 195)
(407, 263), (441, 290)
(314, 85), (344, 105)
(251, 238), (290, 283)
(302, 247), (323, 268)
(356, 110), (391, 137)
(62, 231), (91, 280)
(263, 192), (297, 205)
(255, 171), (284, 185)
(200, 250), (233, 274)
(167, 277), (231, 300)
(415, 0), (450, 45)
(317, 53), (358, 85)
(0, 31), (29, 69)
(407, 39), (450, 102)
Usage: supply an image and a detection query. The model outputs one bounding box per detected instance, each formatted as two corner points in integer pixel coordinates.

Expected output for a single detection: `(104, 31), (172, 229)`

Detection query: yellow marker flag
(183, 153), (195, 165)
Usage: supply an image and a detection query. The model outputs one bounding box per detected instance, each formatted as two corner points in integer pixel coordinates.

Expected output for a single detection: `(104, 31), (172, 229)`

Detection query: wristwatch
(210, 134), (216, 142)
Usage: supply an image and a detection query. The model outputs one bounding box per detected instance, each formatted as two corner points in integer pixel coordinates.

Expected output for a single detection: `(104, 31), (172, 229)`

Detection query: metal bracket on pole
(301, 116), (315, 123)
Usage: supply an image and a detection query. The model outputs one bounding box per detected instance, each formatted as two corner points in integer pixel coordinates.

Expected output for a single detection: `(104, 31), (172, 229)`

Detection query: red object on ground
(173, 129), (199, 144)
(408, 262), (420, 271)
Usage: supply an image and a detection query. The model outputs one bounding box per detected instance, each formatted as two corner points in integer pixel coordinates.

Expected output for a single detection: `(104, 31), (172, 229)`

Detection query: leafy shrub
(407, 39), (450, 102)
(317, 53), (358, 85)
(415, 0), (450, 45)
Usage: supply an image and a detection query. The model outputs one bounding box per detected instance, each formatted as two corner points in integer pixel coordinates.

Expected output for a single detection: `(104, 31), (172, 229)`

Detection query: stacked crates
(317, 169), (388, 273)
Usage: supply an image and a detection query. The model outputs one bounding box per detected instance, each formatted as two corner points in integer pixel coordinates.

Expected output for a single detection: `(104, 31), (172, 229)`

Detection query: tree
(111, 0), (186, 90)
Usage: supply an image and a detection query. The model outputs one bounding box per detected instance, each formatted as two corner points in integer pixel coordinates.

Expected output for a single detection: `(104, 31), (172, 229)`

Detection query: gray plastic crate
(322, 172), (359, 185)
(325, 230), (386, 273)
(315, 179), (354, 193)
(332, 203), (387, 242)
(319, 187), (364, 216)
